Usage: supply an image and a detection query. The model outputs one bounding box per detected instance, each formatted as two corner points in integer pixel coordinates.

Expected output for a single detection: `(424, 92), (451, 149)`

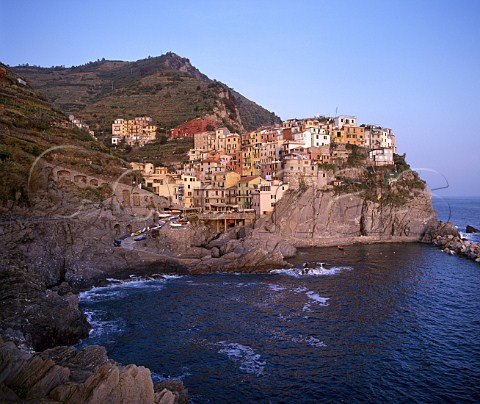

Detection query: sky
(1, 0), (479, 196)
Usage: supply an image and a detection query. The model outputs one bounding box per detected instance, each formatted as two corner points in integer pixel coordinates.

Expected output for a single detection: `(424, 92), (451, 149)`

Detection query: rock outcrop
(466, 225), (480, 234)
(251, 187), (437, 248)
(0, 338), (187, 403)
(423, 221), (480, 263)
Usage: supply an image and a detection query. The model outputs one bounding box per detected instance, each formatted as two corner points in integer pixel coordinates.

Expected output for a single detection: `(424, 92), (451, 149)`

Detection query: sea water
(78, 197), (480, 402)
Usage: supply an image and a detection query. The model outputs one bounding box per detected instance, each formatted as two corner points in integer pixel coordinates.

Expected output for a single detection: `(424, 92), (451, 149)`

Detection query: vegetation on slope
(0, 63), (128, 207)
(12, 53), (281, 143)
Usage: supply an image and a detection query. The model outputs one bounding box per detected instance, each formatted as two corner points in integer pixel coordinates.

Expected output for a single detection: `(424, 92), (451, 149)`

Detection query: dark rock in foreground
(0, 338), (187, 403)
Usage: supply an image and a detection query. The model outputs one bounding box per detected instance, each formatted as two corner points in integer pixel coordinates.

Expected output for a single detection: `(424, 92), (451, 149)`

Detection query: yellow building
(240, 135), (261, 177)
(225, 134), (241, 155)
(331, 126), (365, 146)
(112, 116), (157, 147)
(236, 176), (263, 208)
(180, 174), (202, 208)
(212, 171), (241, 189)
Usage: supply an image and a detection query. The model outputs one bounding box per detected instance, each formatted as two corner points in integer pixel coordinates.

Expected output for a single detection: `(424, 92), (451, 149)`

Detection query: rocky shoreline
(2, 189), (478, 402)
(0, 337), (187, 403)
(433, 235), (480, 263)
(423, 221), (480, 264)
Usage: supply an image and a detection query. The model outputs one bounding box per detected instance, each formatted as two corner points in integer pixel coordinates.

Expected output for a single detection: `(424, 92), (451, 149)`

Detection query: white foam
(80, 277), (172, 303)
(304, 336), (326, 348)
(85, 310), (126, 338)
(302, 291), (329, 312)
(161, 274), (184, 280)
(268, 284), (286, 292)
(305, 291), (329, 305)
(270, 264), (353, 278)
(270, 330), (326, 348)
(80, 288), (124, 302)
(216, 342), (266, 376)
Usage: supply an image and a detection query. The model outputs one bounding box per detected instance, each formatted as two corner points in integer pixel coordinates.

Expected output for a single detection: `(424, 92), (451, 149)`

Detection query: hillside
(0, 63), (131, 208)
(12, 53), (282, 141)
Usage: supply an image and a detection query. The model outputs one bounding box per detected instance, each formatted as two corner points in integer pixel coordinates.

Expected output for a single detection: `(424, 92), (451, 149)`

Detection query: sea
(78, 196), (480, 403)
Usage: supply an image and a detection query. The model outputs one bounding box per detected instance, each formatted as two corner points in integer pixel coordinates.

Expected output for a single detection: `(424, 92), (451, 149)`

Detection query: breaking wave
(215, 342), (266, 376)
(270, 263), (353, 278)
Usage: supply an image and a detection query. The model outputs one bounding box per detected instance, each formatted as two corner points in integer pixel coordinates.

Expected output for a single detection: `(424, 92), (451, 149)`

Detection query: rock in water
(466, 225), (480, 233)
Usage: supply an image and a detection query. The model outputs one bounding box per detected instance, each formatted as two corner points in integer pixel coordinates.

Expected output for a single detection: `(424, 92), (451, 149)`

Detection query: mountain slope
(12, 53), (282, 140)
(0, 62), (129, 206)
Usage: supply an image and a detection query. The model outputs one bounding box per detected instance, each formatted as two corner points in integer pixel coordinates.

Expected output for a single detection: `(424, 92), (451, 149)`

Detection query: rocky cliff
(252, 186), (437, 248)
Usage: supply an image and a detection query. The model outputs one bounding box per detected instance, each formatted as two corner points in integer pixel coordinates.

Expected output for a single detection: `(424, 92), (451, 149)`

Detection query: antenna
(335, 106), (338, 117)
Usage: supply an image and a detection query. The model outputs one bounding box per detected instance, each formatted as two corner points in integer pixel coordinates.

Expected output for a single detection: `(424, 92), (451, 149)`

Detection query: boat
(337, 246), (344, 251)
(134, 234), (147, 241)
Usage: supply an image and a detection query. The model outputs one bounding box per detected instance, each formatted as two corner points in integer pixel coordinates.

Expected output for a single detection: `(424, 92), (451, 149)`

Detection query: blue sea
(78, 197), (480, 403)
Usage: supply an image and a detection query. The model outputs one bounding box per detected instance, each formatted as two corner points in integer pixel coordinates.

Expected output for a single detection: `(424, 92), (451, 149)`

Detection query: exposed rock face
(0, 263), (89, 352)
(0, 338), (187, 403)
(421, 220), (460, 243)
(252, 188), (437, 247)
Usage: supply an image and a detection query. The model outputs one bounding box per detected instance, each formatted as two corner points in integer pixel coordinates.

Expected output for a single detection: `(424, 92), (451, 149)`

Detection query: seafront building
(129, 115), (398, 215)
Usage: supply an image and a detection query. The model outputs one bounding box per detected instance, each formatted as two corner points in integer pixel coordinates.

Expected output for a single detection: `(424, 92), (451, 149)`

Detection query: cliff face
(252, 187), (437, 247)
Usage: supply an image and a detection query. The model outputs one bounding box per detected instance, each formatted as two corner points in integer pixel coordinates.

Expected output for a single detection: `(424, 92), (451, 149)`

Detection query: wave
(80, 274), (183, 302)
(215, 342), (266, 376)
(270, 263), (353, 278)
(268, 284), (287, 292)
(303, 291), (330, 312)
(270, 329), (326, 348)
(305, 291), (329, 305)
(82, 310), (126, 340)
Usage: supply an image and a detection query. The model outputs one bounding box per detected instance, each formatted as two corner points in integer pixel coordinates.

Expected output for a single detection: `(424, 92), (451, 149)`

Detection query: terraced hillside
(12, 53), (281, 142)
(0, 63), (129, 206)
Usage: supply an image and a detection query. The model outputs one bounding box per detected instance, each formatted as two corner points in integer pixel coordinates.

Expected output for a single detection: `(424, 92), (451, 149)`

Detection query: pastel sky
(1, 0), (479, 196)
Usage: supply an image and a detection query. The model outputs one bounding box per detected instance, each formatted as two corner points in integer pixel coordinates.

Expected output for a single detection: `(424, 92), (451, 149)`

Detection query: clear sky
(1, 0), (479, 196)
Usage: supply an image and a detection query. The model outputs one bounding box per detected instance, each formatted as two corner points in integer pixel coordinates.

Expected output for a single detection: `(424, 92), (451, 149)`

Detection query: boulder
(211, 247), (220, 258)
(466, 225), (480, 233)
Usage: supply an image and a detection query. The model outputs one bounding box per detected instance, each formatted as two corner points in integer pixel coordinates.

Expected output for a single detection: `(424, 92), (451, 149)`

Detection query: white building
(334, 115), (357, 129)
(369, 148), (394, 166)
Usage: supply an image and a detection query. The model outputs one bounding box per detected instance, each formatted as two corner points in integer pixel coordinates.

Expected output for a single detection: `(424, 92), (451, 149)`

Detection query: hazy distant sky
(1, 0), (479, 196)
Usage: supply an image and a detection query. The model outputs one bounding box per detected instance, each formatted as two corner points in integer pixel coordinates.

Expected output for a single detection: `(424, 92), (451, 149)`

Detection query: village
(111, 115), (399, 218)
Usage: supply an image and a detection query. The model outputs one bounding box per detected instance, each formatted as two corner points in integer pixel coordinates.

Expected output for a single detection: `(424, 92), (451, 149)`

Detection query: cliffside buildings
(131, 114), (399, 217)
(111, 116), (157, 147)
